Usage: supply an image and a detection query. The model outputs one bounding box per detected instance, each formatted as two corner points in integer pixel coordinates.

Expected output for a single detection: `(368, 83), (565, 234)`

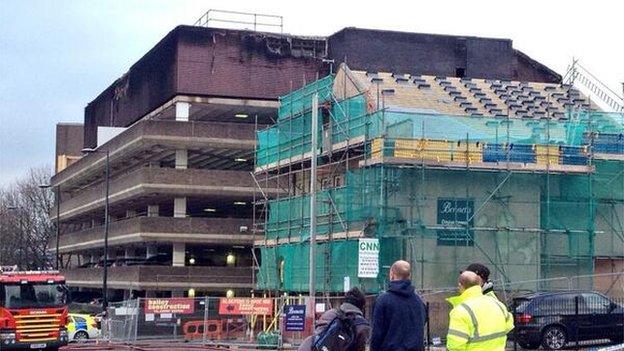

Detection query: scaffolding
(252, 65), (624, 295)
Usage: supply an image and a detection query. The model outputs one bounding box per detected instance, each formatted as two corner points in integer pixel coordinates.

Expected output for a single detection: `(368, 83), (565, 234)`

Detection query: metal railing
(93, 272), (624, 349)
(193, 9), (283, 33)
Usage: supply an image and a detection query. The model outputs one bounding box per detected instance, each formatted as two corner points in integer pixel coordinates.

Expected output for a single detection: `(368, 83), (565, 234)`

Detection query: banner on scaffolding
(358, 238), (380, 278)
(437, 198), (474, 246)
(144, 298), (195, 314)
(218, 298), (274, 315)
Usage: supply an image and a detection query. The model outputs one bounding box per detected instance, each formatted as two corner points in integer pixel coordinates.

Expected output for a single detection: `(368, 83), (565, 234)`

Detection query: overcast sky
(1, 0), (622, 185)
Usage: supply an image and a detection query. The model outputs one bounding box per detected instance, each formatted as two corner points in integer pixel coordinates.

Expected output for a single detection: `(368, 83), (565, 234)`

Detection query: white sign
(315, 303), (326, 313)
(343, 276), (351, 293)
(358, 238), (380, 278)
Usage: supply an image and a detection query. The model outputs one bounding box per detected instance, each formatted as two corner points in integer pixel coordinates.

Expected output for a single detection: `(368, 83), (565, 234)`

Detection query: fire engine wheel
(74, 330), (89, 342)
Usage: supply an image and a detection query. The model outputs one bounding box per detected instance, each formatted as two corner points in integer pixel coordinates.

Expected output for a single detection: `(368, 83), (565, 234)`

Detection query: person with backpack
(297, 287), (371, 351)
(371, 260), (425, 351)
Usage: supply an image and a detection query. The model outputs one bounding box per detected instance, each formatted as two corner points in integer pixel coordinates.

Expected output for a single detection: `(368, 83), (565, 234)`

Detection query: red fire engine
(0, 267), (69, 350)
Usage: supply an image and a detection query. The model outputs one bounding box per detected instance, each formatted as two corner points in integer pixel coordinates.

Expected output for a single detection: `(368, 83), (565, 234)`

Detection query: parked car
(510, 291), (624, 349)
(67, 313), (100, 342)
(142, 253), (172, 266)
(112, 257), (145, 267)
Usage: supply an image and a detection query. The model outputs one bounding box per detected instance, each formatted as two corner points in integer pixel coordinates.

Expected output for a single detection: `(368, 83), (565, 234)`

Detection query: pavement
(59, 342), (621, 351)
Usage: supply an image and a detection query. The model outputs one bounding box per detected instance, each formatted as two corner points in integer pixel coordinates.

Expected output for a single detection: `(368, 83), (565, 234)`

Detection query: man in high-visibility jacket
(446, 271), (514, 351)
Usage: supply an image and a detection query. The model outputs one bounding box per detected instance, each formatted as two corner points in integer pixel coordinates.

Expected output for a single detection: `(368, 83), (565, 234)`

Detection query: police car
(67, 313), (100, 342)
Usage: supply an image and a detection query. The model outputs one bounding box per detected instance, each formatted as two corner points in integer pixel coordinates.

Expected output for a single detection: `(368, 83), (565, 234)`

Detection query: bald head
(390, 260), (411, 281)
(458, 271), (480, 291)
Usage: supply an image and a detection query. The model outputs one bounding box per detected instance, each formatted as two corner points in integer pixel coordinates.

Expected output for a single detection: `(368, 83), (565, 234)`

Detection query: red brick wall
(176, 28), (326, 99)
(594, 258), (624, 298)
(83, 26), (327, 148)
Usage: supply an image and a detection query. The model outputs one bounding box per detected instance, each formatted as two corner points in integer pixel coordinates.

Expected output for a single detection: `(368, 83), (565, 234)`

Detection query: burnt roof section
(83, 25), (561, 148)
(83, 25), (328, 148)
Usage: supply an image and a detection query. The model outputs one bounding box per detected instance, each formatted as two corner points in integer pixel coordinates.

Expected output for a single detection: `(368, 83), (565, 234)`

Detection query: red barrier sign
(218, 298), (273, 316)
(144, 298), (195, 314)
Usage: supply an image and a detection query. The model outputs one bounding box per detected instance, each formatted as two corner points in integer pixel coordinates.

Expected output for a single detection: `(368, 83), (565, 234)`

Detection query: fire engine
(0, 266), (69, 350)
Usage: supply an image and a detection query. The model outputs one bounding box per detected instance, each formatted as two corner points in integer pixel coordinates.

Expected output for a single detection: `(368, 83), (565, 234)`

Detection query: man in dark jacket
(371, 260), (425, 351)
(298, 287), (371, 351)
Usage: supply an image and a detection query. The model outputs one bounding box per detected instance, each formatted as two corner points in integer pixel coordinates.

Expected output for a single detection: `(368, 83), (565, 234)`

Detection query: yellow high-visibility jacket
(446, 285), (514, 351)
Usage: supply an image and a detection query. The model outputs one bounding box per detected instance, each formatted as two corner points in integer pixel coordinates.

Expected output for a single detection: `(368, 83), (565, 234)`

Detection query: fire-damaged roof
(83, 25), (562, 148)
(83, 25), (328, 148)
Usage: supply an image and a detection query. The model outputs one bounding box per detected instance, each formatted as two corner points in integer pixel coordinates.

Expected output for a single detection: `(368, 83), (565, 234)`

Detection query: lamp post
(82, 148), (110, 313)
(39, 184), (60, 269)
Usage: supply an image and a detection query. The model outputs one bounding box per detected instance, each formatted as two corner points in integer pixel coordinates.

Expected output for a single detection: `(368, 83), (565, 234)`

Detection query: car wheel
(518, 341), (540, 349)
(74, 330), (89, 342)
(542, 326), (567, 350)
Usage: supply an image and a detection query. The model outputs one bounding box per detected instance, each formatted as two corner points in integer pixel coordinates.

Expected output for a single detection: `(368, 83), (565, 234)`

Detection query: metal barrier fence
(99, 272), (623, 349)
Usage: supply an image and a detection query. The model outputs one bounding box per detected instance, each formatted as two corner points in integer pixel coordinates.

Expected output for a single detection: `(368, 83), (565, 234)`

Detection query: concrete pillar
(125, 248), (136, 259)
(147, 205), (159, 217)
(90, 254), (98, 263)
(126, 209), (136, 219)
(175, 102), (190, 122)
(146, 245), (158, 258)
(173, 197), (186, 218)
(175, 150), (188, 169)
(172, 242), (185, 267)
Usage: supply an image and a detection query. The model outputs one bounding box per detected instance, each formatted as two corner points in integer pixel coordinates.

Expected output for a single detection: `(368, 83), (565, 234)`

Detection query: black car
(510, 291), (624, 350)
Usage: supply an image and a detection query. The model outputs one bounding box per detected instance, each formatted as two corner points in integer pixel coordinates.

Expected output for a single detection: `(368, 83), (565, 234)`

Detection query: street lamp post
(39, 184), (60, 269)
(82, 148), (110, 313)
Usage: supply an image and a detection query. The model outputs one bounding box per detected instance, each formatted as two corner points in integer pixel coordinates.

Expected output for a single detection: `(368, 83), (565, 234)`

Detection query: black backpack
(312, 310), (365, 351)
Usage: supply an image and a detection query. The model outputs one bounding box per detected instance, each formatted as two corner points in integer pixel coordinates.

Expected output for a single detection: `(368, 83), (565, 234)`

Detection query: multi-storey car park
(49, 21), (622, 300)
(49, 25), (325, 300)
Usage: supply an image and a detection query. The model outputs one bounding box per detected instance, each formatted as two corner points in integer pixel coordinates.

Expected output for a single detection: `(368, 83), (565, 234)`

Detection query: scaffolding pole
(309, 93), (319, 313)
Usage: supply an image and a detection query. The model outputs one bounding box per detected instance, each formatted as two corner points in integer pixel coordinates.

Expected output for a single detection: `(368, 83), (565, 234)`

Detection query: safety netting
(255, 77), (624, 294)
(257, 103), (624, 169)
(256, 163), (624, 293)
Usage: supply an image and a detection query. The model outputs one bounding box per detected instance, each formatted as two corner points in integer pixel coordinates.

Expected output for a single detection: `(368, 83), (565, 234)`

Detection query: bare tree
(0, 166), (54, 270)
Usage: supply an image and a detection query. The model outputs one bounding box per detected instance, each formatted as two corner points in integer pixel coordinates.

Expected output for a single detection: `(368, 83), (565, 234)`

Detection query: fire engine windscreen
(1, 284), (67, 309)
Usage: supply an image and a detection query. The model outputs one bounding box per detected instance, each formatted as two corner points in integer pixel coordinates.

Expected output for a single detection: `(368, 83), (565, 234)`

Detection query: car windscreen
(3, 283), (67, 309)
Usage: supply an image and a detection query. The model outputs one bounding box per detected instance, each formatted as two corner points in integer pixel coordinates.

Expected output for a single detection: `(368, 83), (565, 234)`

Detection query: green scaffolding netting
(258, 164), (623, 293)
(256, 78), (624, 294)
(277, 75), (334, 121)
(257, 93), (370, 167)
(257, 103), (624, 168)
